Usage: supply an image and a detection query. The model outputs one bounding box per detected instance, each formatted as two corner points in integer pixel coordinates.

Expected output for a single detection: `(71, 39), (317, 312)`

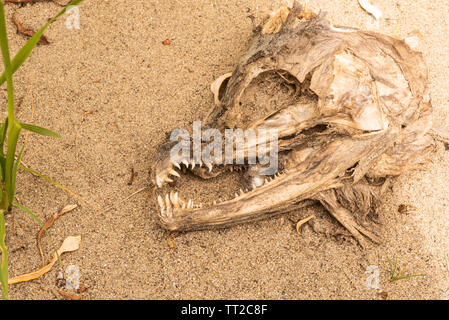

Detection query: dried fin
(316, 190), (381, 247)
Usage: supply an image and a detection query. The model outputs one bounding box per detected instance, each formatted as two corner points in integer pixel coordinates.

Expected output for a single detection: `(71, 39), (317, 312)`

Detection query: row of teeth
(157, 188), (246, 216)
(156, 171), (286, 216)
(157, 191), (208, 217)
(156, 159), (243, 187)
(176, 159), (214, 171)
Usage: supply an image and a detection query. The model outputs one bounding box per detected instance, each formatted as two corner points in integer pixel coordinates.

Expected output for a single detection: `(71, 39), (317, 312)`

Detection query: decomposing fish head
(151, 3), (434, 246)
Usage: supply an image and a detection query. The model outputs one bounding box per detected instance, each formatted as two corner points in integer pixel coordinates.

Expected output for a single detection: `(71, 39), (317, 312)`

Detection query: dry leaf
(37, 204), (78, 266)
(8, 236), (81, 285)
(57, 289), (81, 300)
(12, 13), (50, 45)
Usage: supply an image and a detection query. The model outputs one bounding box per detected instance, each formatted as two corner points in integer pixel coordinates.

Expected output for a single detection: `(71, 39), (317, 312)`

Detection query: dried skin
(151, 4), (435, 246)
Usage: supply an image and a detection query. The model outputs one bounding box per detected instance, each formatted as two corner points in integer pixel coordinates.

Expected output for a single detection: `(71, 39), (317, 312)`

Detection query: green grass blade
(389, 273), (426, 282)
(0, 0), (86, 86)
(0, 210), (8, 299)
(0, 0), (13, 299)
(10, 143), (25, 203)
(20, 123), (61, 138)
(0, 119), (7, 181)
(0, 118), (8, 152)
(19, 164), (80, 198)
(0, 0), (16, 123)
(4, 121), (21, 208)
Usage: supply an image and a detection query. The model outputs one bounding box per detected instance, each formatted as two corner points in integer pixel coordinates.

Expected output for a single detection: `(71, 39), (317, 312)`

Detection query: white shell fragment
(358, 0), (383, 21)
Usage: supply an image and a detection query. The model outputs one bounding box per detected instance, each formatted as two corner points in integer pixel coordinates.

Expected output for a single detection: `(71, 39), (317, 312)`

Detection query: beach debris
(127, 167), (135, 186)
(55, 270), (65, 287)
(162, 39), (171, 46)
(77, 284), (88, 294)
(377, 290), (388, 300)
(103, 187), (150, 213)
(37, 204), (78, 266)
(7, 236), (81, 285)
(12, 12), (49, 45)
(65, 264), (80, 290)
(168, 233), (176, 249)
(397, 204), (417, 215)
(296, 215), (315, 235)
(357, 0), (382, 21)
(57, 289), (81, 300)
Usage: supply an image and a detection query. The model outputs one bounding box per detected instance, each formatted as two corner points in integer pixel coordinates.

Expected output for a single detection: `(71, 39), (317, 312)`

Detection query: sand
(0, 0), (448, 299)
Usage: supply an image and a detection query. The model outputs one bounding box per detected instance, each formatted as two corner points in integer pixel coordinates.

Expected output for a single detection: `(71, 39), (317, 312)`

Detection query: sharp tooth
(265, 179), (269, 184)
(170, 191), (176, 203)
(182, 203), (186, 209)
(182, 159), (189, 167)
(206, 163), (213, 172)
(164, 176), (173, 183)
(235, 193), (239, 198)
(199, 161), (203, 167)
(240, 189), (245, 195)
(188, 199), (193, 209)
(157, 195), (165, 209)
(169, 169), (180, 178)
(213, 200), (217, 205)
(172, 161), (181, 169)
(191, 160), (195, 169)
(174, 192), (180, 208)
(165, 194), (172, 208)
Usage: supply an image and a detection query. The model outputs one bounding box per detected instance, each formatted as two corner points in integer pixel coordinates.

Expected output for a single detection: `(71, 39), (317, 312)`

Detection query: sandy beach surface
(1, 0), (448, 299)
